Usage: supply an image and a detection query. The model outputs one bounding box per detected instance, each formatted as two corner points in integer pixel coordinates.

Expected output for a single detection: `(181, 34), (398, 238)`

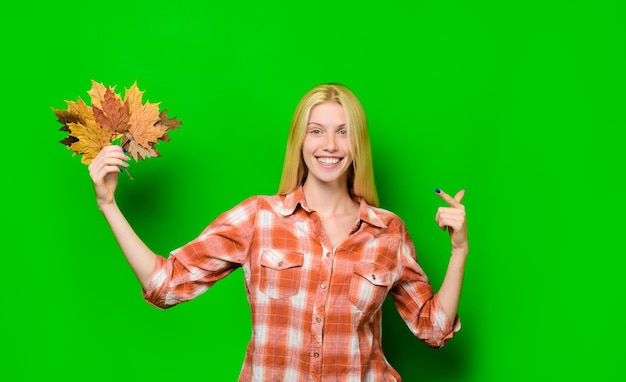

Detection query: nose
(324, 134), (337, 152)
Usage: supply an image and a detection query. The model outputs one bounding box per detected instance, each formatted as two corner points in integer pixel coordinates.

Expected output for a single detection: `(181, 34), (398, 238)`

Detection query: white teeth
(318, 157), (340, 165)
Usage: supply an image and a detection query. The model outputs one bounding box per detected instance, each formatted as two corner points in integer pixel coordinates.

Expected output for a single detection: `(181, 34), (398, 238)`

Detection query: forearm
(99, 201), (159, 290)
(436, 247), (468, 323)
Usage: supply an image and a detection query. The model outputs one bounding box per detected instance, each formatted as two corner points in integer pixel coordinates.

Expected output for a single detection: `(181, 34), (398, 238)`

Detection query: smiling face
(301, 101), (353, 189)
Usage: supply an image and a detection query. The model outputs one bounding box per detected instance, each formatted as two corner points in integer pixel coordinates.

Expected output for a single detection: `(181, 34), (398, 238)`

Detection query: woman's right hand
(88, 145), (129, 208)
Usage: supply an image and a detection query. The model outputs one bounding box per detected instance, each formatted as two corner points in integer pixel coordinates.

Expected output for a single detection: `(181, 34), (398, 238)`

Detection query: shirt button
(320, 283), (326, 289)
(316, 317), (321, 323)
(314, 352), (320, 358)
(325, 252), (330, 257)
(278, 261), (283, 267)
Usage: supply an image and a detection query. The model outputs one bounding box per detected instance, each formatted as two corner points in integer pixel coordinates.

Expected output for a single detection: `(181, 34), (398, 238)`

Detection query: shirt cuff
(141, 255), (167, 308)
(433, 295), (462, 340)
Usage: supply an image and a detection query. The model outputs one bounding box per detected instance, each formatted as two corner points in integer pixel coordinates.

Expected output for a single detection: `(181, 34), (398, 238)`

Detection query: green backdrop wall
(2, 0), (624, 381)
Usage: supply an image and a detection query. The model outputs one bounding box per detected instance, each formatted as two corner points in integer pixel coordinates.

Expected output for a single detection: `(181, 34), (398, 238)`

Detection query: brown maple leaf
(60, 135), (79, 146)
(155, 109), (183, 142)
(56, 98), (102, 148)
(92, 87), (130, 137)
(52, 108), (76, 133)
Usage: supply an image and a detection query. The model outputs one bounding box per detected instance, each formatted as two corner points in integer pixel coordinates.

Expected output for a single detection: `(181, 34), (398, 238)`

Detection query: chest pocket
(260, 249), (304, 299)
(349, 262), (392, 312)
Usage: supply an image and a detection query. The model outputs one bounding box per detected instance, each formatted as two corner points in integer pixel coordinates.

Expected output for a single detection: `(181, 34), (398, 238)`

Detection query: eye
(337, 129), (348, 136)
(309, 129), (322, 135)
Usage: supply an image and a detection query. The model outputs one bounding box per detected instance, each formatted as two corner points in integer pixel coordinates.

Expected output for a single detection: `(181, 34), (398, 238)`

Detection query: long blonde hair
(278, 83), (379, 207)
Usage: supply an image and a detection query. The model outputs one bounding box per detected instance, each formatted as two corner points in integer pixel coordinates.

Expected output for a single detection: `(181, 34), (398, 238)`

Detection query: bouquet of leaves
(54, 80), (182, 178)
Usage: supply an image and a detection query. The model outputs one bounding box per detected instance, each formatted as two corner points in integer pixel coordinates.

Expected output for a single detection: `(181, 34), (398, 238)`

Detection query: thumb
(454, 189), (466, 203)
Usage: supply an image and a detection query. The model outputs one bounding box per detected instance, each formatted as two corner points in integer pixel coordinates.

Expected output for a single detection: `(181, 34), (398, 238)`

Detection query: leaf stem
(124, 167), (134, 180)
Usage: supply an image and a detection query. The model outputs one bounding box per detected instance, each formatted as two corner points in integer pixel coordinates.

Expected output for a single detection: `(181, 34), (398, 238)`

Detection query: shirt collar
(279, 186), (387, 229)
(279, 186), (311, 215)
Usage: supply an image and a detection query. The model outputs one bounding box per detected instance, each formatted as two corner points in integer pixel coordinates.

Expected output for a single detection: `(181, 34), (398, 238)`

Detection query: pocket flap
(354, 262), (392, 287)
(261, 249), (304, 270)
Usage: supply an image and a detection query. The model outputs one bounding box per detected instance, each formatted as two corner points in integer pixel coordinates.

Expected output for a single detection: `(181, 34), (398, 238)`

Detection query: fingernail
(122, 148), (127, 153)
(119, 167), (123, 173)
(435, 188), (441, 193)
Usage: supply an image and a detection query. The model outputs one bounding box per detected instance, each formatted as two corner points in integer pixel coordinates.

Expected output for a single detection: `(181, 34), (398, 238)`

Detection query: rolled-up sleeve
(143, 197), (259, 309)
(390, 225), (461, 348)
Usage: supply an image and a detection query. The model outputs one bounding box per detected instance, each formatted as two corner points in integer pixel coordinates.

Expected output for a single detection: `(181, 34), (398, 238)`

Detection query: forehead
(308, 102), (345, 124)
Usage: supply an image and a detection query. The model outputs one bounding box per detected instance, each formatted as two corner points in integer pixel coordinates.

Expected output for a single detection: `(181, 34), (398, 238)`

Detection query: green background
(2, 0), (624, 380)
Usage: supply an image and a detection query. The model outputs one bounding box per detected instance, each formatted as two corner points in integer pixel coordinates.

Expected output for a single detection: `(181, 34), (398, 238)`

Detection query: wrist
(97, 199), (118, 214)
(451, 246), (468, 257)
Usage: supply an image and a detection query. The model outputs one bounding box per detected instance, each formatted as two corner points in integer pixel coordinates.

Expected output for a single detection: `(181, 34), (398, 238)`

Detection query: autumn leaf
(128, 102), (163, 146)
(155, 109), (183, 142)
(53, 107), (80, 145)
(87, 80), (109, 110)
(121, 133), (159, 161)
(119, 109), (184, 160)
(68, 98), (98, 127)
(92, 87), (130, 136)
(66, 120), (111, 165)
(55, 80), (182, 172)
(53, 108), (75, 133)
(55, 98), (101, 146)
(124, 81), (144, 112)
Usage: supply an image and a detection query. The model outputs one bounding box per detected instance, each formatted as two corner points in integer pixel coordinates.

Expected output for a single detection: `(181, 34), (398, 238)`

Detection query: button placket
(310, 245), (332, 377)
(306, 209), (343, 380)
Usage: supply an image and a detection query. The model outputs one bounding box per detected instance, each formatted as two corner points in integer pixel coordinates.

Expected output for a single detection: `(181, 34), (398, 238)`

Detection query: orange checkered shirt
(143, 186), (460, 381)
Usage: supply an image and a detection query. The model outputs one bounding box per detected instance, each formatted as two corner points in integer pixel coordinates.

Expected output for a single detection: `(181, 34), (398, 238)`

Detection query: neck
(302, 179), (355, 216)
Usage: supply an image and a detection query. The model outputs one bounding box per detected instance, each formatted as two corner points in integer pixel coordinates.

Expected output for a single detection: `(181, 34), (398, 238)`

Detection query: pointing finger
(435, 188), (462, 208)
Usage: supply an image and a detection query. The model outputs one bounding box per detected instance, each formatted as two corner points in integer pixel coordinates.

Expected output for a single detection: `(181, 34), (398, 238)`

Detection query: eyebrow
(307, 122), (347, 128)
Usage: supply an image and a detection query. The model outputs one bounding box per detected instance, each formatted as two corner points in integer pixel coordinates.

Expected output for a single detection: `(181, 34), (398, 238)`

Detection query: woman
(88, 83), (468, 381)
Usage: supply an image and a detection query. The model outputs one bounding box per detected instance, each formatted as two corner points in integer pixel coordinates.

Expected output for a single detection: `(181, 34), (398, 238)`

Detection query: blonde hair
(278, 83), (379, 207)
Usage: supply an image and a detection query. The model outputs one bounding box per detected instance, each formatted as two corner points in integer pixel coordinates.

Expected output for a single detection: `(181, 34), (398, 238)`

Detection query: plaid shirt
(144, 187), (460, 381)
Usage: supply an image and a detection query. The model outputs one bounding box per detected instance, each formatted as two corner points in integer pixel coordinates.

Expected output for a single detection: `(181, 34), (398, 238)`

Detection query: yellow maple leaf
(87, 80), (119, 111)
(124, 81), (145, 113)
(67, 120), (111, 165)
(67, 98), (98, 127)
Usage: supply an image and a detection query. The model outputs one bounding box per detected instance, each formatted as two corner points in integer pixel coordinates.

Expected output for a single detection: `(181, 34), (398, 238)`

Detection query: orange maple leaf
(127, 102), (164, 148)
(120, 109), (185, 160)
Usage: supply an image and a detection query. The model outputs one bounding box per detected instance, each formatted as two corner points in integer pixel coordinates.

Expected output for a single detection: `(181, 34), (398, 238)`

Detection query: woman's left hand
(435, 189), (468, 252)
